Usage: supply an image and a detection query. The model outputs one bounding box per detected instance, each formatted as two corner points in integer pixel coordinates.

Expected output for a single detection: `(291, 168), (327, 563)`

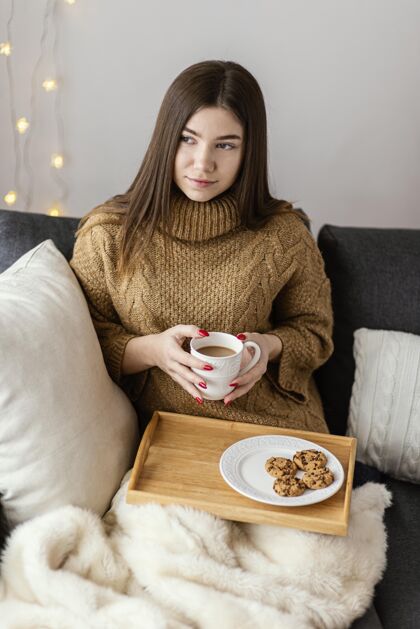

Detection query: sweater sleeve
(69, 221), (137, 384)
(267, 228), (334, 404)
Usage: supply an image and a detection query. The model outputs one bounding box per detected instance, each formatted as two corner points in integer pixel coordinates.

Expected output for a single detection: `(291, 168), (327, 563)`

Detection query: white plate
(219, 435), (345, 507)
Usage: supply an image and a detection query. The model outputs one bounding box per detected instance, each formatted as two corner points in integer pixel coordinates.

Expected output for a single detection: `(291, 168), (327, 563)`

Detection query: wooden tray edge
(127, 410), (160, 494)
(156, 411), (357, 446)
(125, 488), (348, 535)
(342, 435), (357, 531)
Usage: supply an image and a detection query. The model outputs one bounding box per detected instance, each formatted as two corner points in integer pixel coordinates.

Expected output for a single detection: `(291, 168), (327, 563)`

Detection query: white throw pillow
(348, 327), (420, 483)
(0, 240), (139, 526)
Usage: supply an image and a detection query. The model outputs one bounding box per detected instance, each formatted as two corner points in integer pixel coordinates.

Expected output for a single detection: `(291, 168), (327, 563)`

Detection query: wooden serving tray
(127, 411), (357, 536)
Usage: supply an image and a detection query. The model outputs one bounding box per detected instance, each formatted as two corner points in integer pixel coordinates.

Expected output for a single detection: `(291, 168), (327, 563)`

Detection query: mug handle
(238, 341), (261, 376)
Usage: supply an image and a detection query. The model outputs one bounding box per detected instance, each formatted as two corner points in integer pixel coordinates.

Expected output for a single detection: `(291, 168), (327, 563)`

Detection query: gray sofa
(1, 207), (419, 628)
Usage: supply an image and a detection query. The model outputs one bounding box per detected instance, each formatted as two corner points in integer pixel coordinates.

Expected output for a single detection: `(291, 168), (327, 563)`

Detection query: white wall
(1, 0), (419, 234)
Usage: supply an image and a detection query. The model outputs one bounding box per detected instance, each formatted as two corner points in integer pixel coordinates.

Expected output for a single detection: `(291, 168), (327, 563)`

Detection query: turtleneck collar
(168, 186), (241, 242)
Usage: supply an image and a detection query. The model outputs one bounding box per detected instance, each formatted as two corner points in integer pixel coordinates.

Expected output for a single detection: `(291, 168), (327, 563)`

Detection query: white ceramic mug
(190, 332), (261, 401)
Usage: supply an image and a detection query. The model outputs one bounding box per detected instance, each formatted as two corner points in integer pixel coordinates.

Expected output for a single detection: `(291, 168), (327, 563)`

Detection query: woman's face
(173, 106), (244, 202)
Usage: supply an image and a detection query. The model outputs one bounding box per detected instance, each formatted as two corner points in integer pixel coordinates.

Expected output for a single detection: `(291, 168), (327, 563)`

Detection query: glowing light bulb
(64, 0), (76, 4)
(4, 190), (17, 206)
(0, 42), (12, 56)
(51, 153), (64, 169)
(42, 78), (58, 92)
(48, 206), (62, 217)
(16, 117), (29, 134)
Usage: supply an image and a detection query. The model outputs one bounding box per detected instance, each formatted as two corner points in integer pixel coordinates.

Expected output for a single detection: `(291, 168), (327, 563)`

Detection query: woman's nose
(194, 146), (215, 172)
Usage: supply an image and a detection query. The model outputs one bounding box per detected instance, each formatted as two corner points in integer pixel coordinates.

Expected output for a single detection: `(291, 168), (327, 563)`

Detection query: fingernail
(236, 333), (246, 340)
(225, 400), (232, 406)
(203, 364), (213, 371)
(198, 381), (207, 389)
(198, 329), (209, 337)
(229, 382), (238, 387)
(195, 397), (203, 404)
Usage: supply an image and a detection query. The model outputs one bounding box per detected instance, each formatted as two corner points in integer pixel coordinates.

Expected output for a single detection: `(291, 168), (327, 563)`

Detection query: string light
(42, 78), (57, 92)
(48, 206), (62, 217)
(4, 191), (17, 206)
(24, 0), (68, 214)
(3, 0), (70, 215)
(16, 116), (29, 134)
(51, 153), (64, 168)
(3, 1), (22, 208)
(47, 0), (69, 215)
(0, 42), (12, 56)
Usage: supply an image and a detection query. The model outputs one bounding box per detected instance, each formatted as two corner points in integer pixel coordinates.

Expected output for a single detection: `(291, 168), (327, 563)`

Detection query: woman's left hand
(224, 332), (282, 406)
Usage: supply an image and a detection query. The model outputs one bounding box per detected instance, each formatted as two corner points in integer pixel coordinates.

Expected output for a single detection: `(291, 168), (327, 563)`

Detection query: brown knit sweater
(70, 187), (333, 433)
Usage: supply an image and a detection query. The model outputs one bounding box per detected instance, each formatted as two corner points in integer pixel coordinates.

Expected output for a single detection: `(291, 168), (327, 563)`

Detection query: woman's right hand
(152, 325), (213, 403)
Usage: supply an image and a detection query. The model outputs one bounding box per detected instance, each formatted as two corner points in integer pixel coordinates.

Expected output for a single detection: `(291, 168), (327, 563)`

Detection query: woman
(70, 60), (333, 434)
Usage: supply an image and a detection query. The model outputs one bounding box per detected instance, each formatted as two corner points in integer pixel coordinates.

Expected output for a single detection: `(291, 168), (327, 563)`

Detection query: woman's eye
(179, 136), (235, 150)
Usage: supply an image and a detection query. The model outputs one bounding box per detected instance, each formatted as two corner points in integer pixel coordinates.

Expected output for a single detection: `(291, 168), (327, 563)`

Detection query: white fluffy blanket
(0, 478), (391, 629)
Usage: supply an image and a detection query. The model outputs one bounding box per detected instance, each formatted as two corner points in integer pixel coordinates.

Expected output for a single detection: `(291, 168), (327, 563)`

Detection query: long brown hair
(92, 60), (305, 273)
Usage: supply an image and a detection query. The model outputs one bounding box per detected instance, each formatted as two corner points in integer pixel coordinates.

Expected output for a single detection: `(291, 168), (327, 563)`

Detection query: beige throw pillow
(0, 240), (139, 526)
(348, 327), (420, 483)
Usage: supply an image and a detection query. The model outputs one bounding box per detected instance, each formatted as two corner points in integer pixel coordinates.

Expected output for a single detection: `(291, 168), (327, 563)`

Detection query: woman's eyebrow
(183, 126), (242, 141)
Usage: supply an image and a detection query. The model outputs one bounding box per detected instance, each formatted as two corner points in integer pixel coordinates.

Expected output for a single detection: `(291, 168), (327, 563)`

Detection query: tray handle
(128, 411), (160, 491)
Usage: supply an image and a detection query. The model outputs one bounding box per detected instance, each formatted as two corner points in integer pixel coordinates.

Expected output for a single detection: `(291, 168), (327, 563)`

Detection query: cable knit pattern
(400, 360), (420, 479)
(70, 189), (333, 433)
(348, 328), (420, 483)
(366, 331), (398, 470)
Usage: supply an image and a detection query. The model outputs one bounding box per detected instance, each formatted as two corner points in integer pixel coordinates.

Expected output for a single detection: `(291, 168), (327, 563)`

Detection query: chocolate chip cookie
(293, 449), (327, 471)
(265, 456), (297, 478)
(302, 467), (334, 489)
(273, 477), (306, 497)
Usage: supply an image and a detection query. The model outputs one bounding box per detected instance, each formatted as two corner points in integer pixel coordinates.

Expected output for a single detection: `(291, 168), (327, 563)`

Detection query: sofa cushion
(348, 328), (420, 483)
(0, 208), (79, 272)
(0, 239), (139, 526)
(316, 226), (420, 436)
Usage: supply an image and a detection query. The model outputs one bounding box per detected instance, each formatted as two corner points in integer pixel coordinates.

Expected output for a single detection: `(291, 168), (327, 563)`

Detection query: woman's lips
(188, 177), (216, 188)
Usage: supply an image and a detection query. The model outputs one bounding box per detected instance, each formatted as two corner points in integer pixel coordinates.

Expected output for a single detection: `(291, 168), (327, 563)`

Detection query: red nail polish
(229, 382), (238, 387)
(195, 397), (203, 404)
(198, 329), (209, 337)
(203, 364), (213, 371)
(198, 381), (207, 389)
(236, 333), (246, 340)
